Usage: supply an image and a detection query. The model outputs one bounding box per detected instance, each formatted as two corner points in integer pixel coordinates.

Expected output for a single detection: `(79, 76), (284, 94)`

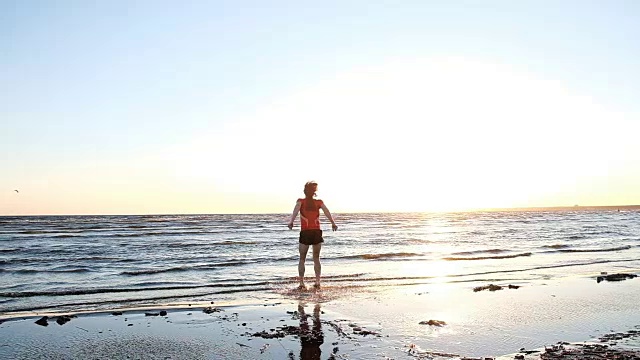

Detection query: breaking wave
(556, 245), (631, 253)
(444, 252), (532, 261)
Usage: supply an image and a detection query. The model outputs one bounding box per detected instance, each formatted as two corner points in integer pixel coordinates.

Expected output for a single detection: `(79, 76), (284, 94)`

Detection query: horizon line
(2, 204), (639, 217)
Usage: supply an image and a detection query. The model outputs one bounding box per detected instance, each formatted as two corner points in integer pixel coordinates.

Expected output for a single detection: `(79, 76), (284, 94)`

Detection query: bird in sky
(14, 189), (19, 193)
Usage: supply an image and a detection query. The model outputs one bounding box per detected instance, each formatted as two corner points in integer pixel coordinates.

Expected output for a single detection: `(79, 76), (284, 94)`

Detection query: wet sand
(1, 275), (639, 359)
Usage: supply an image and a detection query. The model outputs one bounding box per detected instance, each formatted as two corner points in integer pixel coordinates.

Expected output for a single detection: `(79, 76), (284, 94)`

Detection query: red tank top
(299, 198), (324, 230)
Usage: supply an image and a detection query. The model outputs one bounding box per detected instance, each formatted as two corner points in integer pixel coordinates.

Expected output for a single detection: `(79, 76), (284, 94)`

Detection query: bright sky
(2, 0), (640, 215)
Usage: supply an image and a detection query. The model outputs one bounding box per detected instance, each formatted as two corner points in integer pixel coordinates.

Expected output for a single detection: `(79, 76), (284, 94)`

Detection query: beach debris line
(322, 319), (349, 337)
(509, 329), (640, 359)
(418, 319), (447, 327)
(473, 284), (521, 292)
(599, 329), (640, 342)
(540, 342), (639, 359)
(249, 310), (380, 349)
(518, 347), (540, 355)
(596, 273), (637, 283)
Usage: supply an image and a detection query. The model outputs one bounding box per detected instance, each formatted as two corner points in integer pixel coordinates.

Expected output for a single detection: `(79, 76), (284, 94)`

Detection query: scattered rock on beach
(517, 348), (539, 355)
(111, 311), (123, 316)
(35, 316), (49, 326)
(251, 329), (287, 339)
(419, 319), (447, 327)
(346, 323), (380, 336)
(203, 306), (223, 314)
(55, 315), (76, 325)
(473, 284), (521, 292)
(407, 343), (460, 358)
(596, 273), (637, 283)
(473, 284), (503, 292)
(353, 328), (380, 336)
(145, 310), (168, 316)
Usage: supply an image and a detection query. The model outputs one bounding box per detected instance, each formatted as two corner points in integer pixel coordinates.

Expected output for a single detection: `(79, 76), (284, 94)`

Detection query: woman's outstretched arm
(288, 200), (302, 229)
(320, 203), (338, 231)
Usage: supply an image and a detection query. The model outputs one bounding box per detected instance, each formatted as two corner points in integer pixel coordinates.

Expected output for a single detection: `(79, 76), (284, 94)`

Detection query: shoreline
(2, 205), (639, 217)
(2, 275), (639, 359)
(2, 303), (639, 359)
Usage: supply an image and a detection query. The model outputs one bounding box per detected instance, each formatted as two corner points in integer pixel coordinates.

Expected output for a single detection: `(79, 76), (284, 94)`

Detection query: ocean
(1, 209), (639, 316)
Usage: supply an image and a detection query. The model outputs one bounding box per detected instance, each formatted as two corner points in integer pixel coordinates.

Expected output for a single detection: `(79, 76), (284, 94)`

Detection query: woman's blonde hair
(303, 181), (318, 210)
(303, 181), (317, 198)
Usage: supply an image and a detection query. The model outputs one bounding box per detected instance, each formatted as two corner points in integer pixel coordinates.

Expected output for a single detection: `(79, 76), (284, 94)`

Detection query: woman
(288, 181), (338, 289)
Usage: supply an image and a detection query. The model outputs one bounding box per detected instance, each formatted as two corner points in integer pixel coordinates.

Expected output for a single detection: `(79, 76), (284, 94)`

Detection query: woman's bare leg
(312, 243), (322, 287)
(298, 243), (310, 287)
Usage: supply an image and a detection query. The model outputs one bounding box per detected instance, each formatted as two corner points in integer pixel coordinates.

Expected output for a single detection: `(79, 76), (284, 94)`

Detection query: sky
(2, 0), (640, 215)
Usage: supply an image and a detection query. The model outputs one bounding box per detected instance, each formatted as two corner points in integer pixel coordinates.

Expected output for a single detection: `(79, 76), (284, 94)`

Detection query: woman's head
(303, 181), (318, 199)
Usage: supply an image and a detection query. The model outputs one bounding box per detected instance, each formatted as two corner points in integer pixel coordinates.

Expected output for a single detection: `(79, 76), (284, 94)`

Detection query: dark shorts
(299, 229), (323, 245)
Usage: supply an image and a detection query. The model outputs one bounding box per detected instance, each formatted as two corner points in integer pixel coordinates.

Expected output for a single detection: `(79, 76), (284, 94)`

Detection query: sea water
(1, 209), (639, 316)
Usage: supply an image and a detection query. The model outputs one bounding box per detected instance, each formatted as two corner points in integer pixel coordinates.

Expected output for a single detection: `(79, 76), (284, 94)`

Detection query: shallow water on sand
(327, 277), (640, 357)
(2, 277), (639, 359)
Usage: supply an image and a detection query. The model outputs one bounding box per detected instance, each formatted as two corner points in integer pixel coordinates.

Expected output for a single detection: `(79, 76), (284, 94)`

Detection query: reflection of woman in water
(288, 181), (338, 289)
(298, 303), (324, 360)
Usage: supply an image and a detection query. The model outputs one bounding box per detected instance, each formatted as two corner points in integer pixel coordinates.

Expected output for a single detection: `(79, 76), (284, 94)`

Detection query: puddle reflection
(298, 302), (324, 360)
